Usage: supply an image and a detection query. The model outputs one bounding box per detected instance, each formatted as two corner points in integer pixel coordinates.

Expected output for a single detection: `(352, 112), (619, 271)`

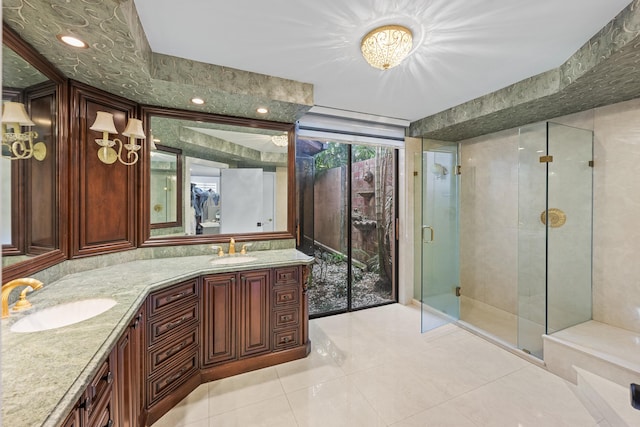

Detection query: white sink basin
(10, 298), (117, 333)
(210, 256), (258, 265)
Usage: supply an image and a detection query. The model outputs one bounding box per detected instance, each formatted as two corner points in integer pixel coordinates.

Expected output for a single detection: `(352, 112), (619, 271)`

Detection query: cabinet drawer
(147, 350), (199, 405)
(148, 326), (199, 374)
(148, 304), (199, 347)
(85, 358), (113, 418)
(273, 328), (300, 350)
(148, 279), (199, 318)
(273, 266), (299, 287)
(273, 286), (299, 308)
(273, 307), (299, 329)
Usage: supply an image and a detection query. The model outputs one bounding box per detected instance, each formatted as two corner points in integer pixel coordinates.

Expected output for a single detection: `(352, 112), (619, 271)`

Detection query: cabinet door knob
(79, 397), (91, 411)
(131, 313), (143, 329)
(102, 371), (113, 385)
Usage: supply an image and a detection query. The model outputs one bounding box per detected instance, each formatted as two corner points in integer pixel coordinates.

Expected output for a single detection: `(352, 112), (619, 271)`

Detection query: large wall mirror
(140, 107), (295, 246)
(1, 25), (67, 283)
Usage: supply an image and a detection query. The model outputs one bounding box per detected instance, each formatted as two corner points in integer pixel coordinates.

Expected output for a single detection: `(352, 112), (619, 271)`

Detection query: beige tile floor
(152, 303), (606, 427)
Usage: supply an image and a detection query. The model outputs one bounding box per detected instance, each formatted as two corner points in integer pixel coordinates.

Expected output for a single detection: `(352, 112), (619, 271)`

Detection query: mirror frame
(2, 24), (68, 283)
(138, 106), (296, 246)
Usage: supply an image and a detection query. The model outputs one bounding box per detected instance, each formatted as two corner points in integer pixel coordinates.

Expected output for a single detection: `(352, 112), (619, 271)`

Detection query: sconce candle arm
(116, 137), (140, 166)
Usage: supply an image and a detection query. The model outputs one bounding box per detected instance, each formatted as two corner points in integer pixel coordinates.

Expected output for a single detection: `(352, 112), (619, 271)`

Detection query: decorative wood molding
(2, 24), (68, 284)
(137, 105), (296, 247)
(69, 81), (138, 258)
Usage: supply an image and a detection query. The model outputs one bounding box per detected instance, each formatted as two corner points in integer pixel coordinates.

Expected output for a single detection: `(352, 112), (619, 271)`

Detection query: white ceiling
(188, 128), (288, 154)
(134, 0), (632, 122)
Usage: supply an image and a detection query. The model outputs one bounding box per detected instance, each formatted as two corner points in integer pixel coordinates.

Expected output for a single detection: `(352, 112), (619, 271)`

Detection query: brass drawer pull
(104, 420), (114, 427)
(166, 316), (187, 330)
(281, 295), (291, 301)
(281, 315), (293, 321)
(281, 336), (291, 343)
(165, 340), (189, 358)
(165, 367), (187, 386)
(166, 291), (187, 302)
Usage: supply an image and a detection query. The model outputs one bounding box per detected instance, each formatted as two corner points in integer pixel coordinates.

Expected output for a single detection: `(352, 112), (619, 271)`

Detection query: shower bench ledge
(543, 320), (640, 388)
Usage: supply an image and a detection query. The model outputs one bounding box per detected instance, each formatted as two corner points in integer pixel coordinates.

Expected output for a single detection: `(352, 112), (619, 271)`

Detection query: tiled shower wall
(458, 96), (640, 334)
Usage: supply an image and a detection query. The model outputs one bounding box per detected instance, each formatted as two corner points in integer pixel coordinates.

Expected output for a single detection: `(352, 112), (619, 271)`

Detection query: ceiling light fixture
(257, 107), (268, 114)
(270, 134), (288, 147)
(56, 34), (88, 49)
(361, 25), (413, 70)
(191, 97), (205, 105)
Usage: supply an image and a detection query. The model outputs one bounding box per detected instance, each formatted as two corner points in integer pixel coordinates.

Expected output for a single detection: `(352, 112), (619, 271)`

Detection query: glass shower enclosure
(420, 122), (593, 359)
(517, 122), (593, 357)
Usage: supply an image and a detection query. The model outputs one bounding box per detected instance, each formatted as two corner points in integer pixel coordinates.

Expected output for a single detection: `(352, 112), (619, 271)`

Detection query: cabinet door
(61, 407), (80, 427)
(115, 308), (144, 427)
(202, 273), (237, 365)
(239, 270), (271, 358)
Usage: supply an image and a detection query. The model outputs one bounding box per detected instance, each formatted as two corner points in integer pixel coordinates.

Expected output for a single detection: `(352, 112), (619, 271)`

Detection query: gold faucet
(2, 278), (44, 319)
(229, 238), (236, 255)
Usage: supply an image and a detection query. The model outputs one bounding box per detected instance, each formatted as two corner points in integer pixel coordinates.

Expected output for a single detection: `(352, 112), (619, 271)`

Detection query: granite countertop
(1, 249), (313, 427)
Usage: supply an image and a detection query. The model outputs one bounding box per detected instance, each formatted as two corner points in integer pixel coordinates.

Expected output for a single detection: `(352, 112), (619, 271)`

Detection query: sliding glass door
(296, 139), (397, 316)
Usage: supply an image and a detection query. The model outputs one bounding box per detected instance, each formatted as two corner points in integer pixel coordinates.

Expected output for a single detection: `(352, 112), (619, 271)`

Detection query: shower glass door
(421, 143), (460, 332)
(517, 122), (593, 358)
(546, 123), (593, 334)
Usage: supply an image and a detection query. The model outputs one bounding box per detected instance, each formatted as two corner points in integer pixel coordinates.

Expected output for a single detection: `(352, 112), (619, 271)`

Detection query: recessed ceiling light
(257, 107), (268, 114)
(56, 34), (88, 48)
(191, 97), (205, 105)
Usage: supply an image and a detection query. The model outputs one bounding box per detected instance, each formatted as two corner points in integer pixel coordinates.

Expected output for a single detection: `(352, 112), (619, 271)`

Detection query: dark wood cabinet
(115, 308), (145, 427)
(144, 279), (201, 424)
(63, 264), (310, 427)
(202, 273), (237, 366)
(61, 406), (81, 427)
(80, 353), (115, 427)
(239, 269), (271, 358)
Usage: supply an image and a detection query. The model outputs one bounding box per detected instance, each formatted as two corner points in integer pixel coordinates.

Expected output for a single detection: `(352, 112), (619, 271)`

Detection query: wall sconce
(89, 111), (146, 165)
(1, 102), (46, 161)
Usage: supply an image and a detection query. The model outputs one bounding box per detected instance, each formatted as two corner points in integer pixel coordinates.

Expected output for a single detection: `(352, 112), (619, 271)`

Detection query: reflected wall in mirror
(150, 144), (182, 234)
(140, 107), (294, 245)
(2, 25), (66, 281)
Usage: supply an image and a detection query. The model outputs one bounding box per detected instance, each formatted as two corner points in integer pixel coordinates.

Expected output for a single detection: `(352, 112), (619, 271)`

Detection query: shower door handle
(422, 226), (434, 243)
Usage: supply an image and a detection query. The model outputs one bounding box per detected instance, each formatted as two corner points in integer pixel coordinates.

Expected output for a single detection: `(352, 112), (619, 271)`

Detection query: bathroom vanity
(1, 249), (312, 427)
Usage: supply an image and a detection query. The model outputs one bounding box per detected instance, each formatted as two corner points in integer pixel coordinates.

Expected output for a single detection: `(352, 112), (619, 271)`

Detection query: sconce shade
(2, 102), (35, 126)
(89, 111), (118, 134)
(122, 118), (146, 139)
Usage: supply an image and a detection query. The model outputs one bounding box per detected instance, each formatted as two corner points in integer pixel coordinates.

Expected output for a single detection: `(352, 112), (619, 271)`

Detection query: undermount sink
(10, 298), (117, 333)
(210, 256), (258, 265)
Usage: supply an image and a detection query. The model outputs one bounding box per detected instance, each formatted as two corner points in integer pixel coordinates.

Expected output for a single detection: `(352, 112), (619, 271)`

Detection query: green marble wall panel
(3, 0), (313, 122)
(410, 0), (640, 141)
